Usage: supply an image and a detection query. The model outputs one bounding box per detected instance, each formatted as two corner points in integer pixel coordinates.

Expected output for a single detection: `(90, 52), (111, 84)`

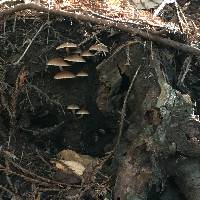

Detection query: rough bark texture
(97, 42), (200, 199)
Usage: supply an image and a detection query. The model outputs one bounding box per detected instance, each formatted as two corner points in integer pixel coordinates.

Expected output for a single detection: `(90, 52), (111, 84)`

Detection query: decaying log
(97, 42), (200, 199)
(166, 158), (200, 200)
(114, 144), (154, 200)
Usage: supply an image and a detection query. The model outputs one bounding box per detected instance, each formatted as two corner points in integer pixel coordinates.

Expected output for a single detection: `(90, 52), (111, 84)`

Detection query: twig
(36, 150), (53, 169)
(9, 160), (68, 187)
(96, 41), (141, 71)
(27, 83), (65, 115)
(153, 0), (168, 18)
(0, 185), (20, 199)
(174, 1), (189, 33)
(1, 3), (200, 56)
(1, 161), (80, 188)
(21, 121), (65, 136)
(0, 168), (53, 186)
(177, 56), (192, 88)
(115, 65), (141, 149)
(5, 159), (17, 194)
(3, 19), (6, 36)
(13, 22), (47, 65)
(78, 29), (104, 47)
(38, 187), (68, 192)
(12, 14), (17, 33)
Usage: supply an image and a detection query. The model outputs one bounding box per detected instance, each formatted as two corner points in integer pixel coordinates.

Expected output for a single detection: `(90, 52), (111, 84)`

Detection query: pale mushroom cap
(54, 71), (76, 79)
(89, 43), (109, 52)
(61, 160), (85, 176)
(67, 104), (80, 110)
(47, 58), (71, 67)
(80, 50), (94, 57)
(76, 71), (88, 77)
(76, 109), (90, 115)
(56, 42), (77, 50)
(64, 55), (86, 62)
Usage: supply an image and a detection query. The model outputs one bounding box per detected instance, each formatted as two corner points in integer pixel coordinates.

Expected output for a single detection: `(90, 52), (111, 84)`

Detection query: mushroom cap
(89, 43), (109, 52)
(80, 50), (94, 57)
(76, 109), (90, 115)
(64, 55), (86, 63)
(54, 71), (76, 79)
(56, 42), (77, 50)
(47, 58), (71, 67)
(67, 104), (80, 110)
(76, 71), (88, 77)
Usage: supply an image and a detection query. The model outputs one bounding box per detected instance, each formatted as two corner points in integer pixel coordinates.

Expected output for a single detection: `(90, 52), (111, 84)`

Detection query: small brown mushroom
(54, 71), (76, 79)
(67, 104), (80, 114)
(76, 109), (90, 118)
(47, 58), (71, 71)
(80, 50), (94, 57)
(76, 71), (88, 77)
(89, 43), (109, 53)
(64, 55), (86, 63)
(56, 42), (77, 50)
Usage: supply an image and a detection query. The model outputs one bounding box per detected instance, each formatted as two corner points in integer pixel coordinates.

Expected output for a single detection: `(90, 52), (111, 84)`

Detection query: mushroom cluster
(47, 41), (109, 117)
(67, 104), (90, 117)
(47, 42), (87, 79)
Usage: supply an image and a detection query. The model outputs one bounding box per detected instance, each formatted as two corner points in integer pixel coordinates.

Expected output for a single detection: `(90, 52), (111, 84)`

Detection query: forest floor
(0, 0), (200, 200)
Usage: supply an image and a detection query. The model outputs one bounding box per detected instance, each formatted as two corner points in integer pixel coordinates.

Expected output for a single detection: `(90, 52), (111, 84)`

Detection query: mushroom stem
(59, 66), (64, 71)
(77, 114), (83, 119)
(72, 110), (76, 115)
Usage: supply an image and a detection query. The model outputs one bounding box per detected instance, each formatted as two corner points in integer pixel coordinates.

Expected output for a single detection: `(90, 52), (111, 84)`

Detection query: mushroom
(56, 42), (77, 50)
(54, 71), (76, 79)
(76, 109), (90, 118)
(47, 58), (71, 71)
(76, 71), (88, 77)
(64, 55), (86, 63)
(72, 49), (82, 54)
(67, 104), (80, 114)
(80, 50), (94, 57)
(89, 43), (109, 53)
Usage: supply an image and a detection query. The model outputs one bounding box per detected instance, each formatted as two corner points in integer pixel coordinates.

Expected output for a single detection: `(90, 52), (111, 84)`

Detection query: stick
(13, 22), (47, 65)
(1, 3), (200, 56)
(115, 65), (141, 149)
(177, 56), (192, 87)
(0, 185), (20, 199)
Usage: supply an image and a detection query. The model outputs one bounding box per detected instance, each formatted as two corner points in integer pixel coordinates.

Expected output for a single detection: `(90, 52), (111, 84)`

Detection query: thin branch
(0, 185), (20, 199)
(96, 41), (141, 71)
(0, 168), (53, 186)
(9, 160), (68, 187)
(177, 55), (192, 88)
(115, 65), (141, 149)
(1, 3), (200, 56)
(13, 22), (47, 65)
(27, 83), (65, 115)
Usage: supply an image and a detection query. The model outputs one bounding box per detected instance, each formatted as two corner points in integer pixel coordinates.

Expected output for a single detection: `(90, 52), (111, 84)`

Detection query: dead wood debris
(96, 41), (200, 199)
(0, 1), (200, 200)
(0, 2), (200, 56)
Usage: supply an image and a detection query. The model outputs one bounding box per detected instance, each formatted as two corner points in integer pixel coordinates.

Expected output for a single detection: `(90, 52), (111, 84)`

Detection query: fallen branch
(1, 3), (200, 56)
